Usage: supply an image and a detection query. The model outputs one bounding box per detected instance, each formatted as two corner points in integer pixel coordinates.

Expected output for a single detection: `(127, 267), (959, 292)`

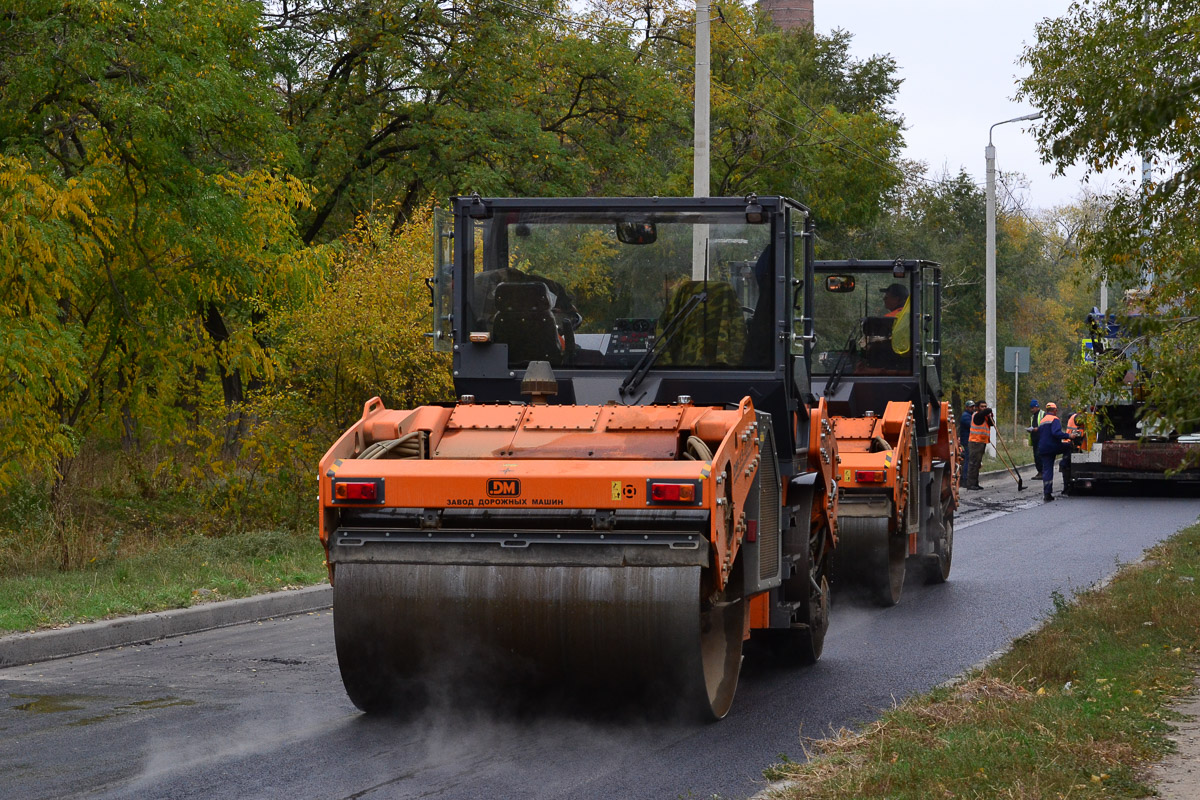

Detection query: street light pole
(985, 112), (1041, 420)
(691, 0), (710, 279)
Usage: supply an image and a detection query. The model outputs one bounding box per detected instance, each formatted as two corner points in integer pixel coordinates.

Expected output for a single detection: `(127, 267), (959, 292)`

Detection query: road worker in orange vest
(1061, 410), (1086, 495)
(965, 400), (995, 490)
(1065, 411), (1084, 440)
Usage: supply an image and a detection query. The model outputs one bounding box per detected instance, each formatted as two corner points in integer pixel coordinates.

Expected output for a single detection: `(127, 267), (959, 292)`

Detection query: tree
(273, 206), (453, 433)
(0, 0), (316, 536)
(266, 0), (686, 242)
(1019, 0), (1200, 432)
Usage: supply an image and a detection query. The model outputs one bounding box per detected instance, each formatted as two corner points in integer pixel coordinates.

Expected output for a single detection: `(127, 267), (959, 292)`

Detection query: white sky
(817, 0), (1103, 211)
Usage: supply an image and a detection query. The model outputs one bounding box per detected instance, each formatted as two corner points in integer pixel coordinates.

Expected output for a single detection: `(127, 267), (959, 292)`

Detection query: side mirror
(824, 275), (856, 293)
(616, 221), (657, 245)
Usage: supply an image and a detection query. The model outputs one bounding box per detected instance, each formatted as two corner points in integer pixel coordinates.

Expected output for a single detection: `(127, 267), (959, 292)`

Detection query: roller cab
(319, 196), (839, 719)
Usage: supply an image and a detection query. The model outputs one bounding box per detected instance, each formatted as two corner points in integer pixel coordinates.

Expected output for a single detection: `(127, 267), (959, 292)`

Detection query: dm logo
(487, 479), (521, 497)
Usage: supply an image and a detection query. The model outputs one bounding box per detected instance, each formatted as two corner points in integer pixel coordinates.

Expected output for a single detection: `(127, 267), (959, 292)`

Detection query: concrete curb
(0, 584), (331, 669)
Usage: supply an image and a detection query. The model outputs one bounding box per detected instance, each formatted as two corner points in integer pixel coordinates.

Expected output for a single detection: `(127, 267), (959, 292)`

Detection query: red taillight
(745, 520), (758, 543)
(854, 469), (887, 483)
(335, 481), (378, 501)
(650, 482), (695, 502)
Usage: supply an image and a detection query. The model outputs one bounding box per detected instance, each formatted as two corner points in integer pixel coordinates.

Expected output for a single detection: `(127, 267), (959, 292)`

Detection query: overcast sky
(816, 0), (1105, 211)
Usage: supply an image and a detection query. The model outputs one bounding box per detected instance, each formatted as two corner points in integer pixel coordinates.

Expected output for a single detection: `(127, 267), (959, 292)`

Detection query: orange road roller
(809, 259), (959, 605)
(318, 196), (840, 719)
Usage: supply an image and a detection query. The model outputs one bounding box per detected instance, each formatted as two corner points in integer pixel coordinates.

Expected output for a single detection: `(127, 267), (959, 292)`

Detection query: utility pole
(985, 112), (1042, 419)
(691, 0), (710, 280)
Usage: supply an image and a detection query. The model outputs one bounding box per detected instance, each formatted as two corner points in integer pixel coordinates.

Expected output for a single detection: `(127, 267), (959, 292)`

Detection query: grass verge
(0, 529), (326, 633)
(765, 520), (1200, 799)
(981, 437), (1034, 475)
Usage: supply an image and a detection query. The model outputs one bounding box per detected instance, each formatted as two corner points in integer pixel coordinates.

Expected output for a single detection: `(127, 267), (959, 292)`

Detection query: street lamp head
(989, 111), (1043, 144)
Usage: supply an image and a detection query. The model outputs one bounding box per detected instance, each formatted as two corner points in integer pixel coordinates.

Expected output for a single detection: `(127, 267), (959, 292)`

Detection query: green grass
(766, 521), (1200, 799)
(0, 528), (326, 632)
(0, 445), (327, 633)
(982, 436), (1034, 474)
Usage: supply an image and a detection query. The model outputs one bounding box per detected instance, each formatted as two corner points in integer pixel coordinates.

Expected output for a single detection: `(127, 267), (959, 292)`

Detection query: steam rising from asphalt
(109, 686), (687, 800)
(107, 640), (695, 800)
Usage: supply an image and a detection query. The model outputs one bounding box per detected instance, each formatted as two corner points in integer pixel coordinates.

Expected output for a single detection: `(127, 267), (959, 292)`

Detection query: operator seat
(657, 280), (746, 367)
(491, 281), (564, 366)
(861, 314), (910, 373)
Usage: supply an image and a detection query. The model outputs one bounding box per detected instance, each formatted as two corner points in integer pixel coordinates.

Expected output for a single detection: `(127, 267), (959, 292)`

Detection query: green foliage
(269, 0), (690, 242)
(1019, 0), (1200, 433)
(0, 157), (97, 486)
(0, 0), (319, 505)
(273, 206), (454, 433)
(663, 3), (906, 235)
(267, 0), (907, 243)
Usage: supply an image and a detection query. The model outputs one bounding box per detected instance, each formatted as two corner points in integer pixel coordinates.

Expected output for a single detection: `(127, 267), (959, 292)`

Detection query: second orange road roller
(809, 258), (960, 606)
(318, 195), (839, 719)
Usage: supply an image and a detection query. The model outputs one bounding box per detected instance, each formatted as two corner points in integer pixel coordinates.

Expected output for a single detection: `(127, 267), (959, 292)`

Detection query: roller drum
(831, 515), (905, 606)
(333, 561), (742, 719)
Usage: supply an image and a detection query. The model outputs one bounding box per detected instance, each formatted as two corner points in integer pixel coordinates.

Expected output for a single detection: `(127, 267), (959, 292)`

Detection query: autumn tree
(1019, 0), (1200, 431)
(265, 0), (687, 242)
(0, 0), (316, 531)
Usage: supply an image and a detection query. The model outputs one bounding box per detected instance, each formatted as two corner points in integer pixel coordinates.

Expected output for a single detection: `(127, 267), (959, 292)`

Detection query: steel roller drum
(831, 515), (905, 606)
(332, 561), (743, 719)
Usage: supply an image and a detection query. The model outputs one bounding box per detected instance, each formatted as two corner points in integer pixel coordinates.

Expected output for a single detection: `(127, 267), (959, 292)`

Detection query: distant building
(759, 0), (813, 30)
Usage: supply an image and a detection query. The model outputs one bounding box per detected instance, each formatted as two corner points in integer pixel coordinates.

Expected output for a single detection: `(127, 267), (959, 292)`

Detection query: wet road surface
(3, 469), (1198, 800)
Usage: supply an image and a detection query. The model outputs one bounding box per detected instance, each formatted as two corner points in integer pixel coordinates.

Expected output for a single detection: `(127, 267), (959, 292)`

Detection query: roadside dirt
(1147, 680), (1200, 799)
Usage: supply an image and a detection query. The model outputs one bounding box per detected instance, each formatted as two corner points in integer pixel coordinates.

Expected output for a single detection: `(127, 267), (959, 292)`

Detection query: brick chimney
(759, 0), (813, 30)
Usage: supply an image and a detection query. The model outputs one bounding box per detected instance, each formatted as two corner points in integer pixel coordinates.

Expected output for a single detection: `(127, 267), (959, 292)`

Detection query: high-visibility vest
(969, 414), (991, 443)
(889, 298), (911, 355)
(1066, 414), (1082, 435)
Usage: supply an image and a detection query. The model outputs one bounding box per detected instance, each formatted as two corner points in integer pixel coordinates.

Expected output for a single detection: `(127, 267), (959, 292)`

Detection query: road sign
(1004, 346), (1030, 373)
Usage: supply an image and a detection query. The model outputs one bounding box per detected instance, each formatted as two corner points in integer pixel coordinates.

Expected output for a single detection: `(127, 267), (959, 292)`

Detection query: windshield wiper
(618, 290), (707, 400)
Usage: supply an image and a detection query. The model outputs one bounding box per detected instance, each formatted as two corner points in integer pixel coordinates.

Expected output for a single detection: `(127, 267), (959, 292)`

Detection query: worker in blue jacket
(1036, 402), (1074, 502)
(958, 400), (976, 481)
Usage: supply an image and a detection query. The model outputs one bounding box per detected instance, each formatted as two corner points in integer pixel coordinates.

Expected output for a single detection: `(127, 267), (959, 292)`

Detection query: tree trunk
(49, 453), (75, 571)
(202, 303), (247, 457)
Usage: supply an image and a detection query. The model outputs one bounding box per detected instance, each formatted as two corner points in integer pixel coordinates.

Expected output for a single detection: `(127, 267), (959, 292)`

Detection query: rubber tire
(768, 524), (830, 665)
(924, 513), (953, 584)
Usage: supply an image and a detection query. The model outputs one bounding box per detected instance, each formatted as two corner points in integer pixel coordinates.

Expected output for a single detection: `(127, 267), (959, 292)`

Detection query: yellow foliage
(272, 203), (454, 432)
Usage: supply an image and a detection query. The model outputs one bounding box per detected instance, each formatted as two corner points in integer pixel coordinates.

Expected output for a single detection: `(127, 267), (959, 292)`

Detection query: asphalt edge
(0, 584), (331, 669)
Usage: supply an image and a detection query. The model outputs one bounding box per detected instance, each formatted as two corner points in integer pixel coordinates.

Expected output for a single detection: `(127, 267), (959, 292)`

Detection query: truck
(808, 259), (959, 605)
(1064, 308), (1200, 494)
(318, 195), (841, 720)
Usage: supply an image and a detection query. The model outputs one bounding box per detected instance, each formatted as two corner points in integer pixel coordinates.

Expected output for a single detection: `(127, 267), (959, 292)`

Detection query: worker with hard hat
(1061, 409), (1086, 494)
(1036, 402), (1074, 502)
